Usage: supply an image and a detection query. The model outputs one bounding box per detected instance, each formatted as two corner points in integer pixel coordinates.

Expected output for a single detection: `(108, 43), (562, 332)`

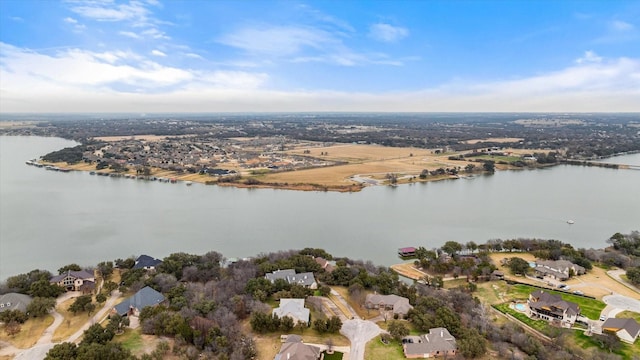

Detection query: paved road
(67, 290), (121, 343)
(608, 269), (640, 294)
(603, 294), (640, 313)
(340, 319), (383, 360)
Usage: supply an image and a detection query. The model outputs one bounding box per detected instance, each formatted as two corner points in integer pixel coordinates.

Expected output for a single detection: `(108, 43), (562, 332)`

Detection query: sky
(0, 0), (639, 113)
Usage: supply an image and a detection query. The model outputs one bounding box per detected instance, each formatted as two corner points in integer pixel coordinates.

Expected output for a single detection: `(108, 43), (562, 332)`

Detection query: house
(602, 318), (640, 344)
(273, 299), (310, 325)
(533, 260), (585, 281)
(0, 293), (33, 313)
(114, 286), (165, 316)
(365, 294), (413, 318)
(491, 270), (505, 280)
(50, 270), (96, 291)
(132, 254), (163, 270)
(527, 290), (579, 327)
(398, 247), (417, 257)
(78, 281), (96, 295)
(274, 335), (321, 360)
(265, 269), (318, 289)
(314, 257), (335, 273)
(402, 327), (457, 358)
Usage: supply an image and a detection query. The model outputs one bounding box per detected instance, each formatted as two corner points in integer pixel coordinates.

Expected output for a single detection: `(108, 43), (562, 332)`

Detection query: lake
(1, 136), (639, 279)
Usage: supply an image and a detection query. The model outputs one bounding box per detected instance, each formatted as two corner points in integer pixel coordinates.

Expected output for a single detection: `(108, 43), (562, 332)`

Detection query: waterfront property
(113, 286), (165, 316)
(602, 318), (640, 344)
(132, 254), (163, 270)
(398, 247), (416, 257)
(273, 299), (310, 325)
(265, 269), (318, 289)
(527, 290), (579, 327)
(402, 327), (457, 358)
(0, 293), (33, 313)
(50, 270), (95, 292)
(365, 294), (413, 319)
(533, 260), (586, 281)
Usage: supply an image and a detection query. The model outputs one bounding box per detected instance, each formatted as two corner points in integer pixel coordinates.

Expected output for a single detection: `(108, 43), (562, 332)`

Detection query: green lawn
(493, 303), (551, 334)
(506, 284), (606, 319)
(114, 328), (143, 352)
(364, 338), (405, 360)
(617, 310), (640, 323)
(573, 330), (640, 358)
(323, 351), (344, 360)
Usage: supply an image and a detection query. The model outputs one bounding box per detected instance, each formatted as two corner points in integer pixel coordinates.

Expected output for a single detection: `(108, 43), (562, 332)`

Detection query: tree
(0, 310), (28, 324)
(45, 342), (78, 360)
(27, 297), (56, 317)
(441, 241), (462, 256)
(58, 264), (82, 274)
(95, 293), (107, 304)
(29, 280), (65, 298)
(507, 257), (531, 276)
(483, 160), (495, 173)
(313, 319), (328, 333)
(466, 241), (478, 254)
(107, 314), (129, 334)
(69, 295), (93, 315)
(96, 262), (114, 280)
(458, 328), (487, 358)
(80, 323), (114, 345)
(326, 316), (342, 333)
(76, 342), (131, 360)
(387, 320), (409, 340)
(627, 267), (640, 286)
(4, 320), (21, 337)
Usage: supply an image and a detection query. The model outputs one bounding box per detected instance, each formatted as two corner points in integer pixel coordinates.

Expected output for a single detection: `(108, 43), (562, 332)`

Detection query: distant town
(2, 113), (639, 191)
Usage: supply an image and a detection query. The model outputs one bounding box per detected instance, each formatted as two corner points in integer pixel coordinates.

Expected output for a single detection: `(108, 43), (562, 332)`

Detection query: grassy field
(573, 330), (640, 359)
(617, 310), (640, 323)
(364, 337), (405, 360)
(323, 351), (344, 360)
(0, 315), (54, 348)
(52, 297), (92, 341)
(506, 284), (605, 319)
(114, 328), (144, 352)
(493, 303), (551, 334)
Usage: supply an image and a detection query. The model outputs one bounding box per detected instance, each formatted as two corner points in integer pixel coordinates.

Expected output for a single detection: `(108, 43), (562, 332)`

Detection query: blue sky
(1, 0), (639, 112)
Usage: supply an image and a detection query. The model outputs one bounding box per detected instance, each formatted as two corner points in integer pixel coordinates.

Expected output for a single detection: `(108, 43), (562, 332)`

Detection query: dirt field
(488, 253), (640, 300)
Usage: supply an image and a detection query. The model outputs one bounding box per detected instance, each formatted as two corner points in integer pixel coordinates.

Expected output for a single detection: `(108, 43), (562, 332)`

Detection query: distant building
(0, 293), (33, 313)
(402, 327), (457, 358)
(365, 294), (413, 318)
(273, 299), (310, 325)
(398, 247), (416, 257)
(132, 254), (163, 271)
(265, 269), (317, 289)
(528, 290), (579, 327)
(50, 270), (95, 292)
(314, 257), (335, 273)
(602, 318), (640, 344)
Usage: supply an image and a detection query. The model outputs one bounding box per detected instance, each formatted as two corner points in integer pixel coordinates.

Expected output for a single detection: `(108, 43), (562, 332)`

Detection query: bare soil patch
(0, 315), (54, 349)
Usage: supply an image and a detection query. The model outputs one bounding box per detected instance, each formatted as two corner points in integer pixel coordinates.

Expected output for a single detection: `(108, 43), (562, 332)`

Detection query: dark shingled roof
(114, 286), (165, 315)
(132, 255), (163, 269)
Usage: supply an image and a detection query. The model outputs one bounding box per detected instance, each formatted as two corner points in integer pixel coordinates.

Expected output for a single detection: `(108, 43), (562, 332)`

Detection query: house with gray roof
(365, 294), (413, 318)
(534, 260), (585, 281)
(50, 270), (95, 292)
(402, 327), (457, 358)
(0, 293), (33, 313)
(273, 299), (310, 325)
(527, 290), (579, 327)
(114, 286), (165, 316)
(274, 336), (321, 360)
(132, 254), (163, 270)
(602, 318), (640, 344)
(265, 269), (317, 289)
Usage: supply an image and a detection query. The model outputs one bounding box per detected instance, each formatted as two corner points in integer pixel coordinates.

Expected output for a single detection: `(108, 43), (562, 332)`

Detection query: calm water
(1, 136), (639, 279)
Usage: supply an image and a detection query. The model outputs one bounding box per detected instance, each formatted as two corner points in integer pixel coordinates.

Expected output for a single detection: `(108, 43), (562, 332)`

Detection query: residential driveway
(340, 319), (383, 360)
(67, 290), (121, 343)
(330, 289), (359, 319)
(602, 294), (640, 314)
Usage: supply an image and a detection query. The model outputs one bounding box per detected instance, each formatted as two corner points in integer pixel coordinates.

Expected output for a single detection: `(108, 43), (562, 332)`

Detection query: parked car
(600, 315), (607, 321)
(573, 290), (584, 295)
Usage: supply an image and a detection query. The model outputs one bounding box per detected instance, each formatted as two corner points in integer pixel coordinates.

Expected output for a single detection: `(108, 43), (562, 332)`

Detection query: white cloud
(151, 49), (166, 57)
(141, 28), (170, 40)
(119, 31), (141, 39)
(68, 0), (151, 22)
(611, 20), (634, 32)
(185, 53), (203, 59)
(9, 16), (24, 22)
(369, 23), (409, 43)
(64, 17), (78, 24)
(219, 26), (329, 56)
(1, 43), (638, 112)
(576, 50), (602, 64)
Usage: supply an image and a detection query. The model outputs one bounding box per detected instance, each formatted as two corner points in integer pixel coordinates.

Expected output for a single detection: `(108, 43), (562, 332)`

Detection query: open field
(364, 338), (405, 360)
(52, 297), (91, 342)
(0, 315), (54, 349)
